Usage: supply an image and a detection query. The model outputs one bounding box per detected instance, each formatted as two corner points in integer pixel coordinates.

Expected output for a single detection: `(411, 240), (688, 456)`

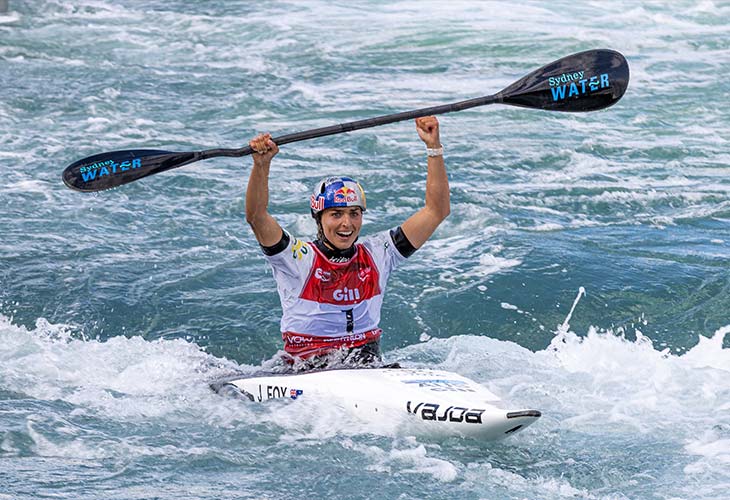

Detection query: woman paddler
(245, 116), (449, 369)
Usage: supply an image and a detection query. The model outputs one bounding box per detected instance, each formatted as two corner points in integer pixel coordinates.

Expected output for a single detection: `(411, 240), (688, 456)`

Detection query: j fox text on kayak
(252, 384), (304, 401)
(548, 71), (610, 102)
(79, 158), (142, 181)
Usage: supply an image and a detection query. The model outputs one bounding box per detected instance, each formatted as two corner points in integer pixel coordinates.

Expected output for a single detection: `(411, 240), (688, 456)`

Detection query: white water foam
(0, 314), (242, 422)
(1, 302), (728, 494)
(345, 437), (459, 482)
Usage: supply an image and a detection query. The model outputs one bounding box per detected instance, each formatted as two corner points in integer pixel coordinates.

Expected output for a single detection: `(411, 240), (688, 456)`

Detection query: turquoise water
(1, 1), (729, 498)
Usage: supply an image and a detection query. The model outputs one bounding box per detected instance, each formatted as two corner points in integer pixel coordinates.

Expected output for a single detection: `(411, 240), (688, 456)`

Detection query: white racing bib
(264, 229), (406, 338)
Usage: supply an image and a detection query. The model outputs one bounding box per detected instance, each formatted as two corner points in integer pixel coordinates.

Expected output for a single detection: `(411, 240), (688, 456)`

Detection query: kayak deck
(211, 367), (541, 440)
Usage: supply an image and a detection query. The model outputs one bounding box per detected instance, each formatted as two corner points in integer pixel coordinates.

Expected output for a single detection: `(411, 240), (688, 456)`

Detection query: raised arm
(245, 133), (285, 246)
(400, 116), (450, 249)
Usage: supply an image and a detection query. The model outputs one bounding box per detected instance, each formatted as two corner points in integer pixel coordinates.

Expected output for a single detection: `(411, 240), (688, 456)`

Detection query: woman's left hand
(415, 116), (441, 148)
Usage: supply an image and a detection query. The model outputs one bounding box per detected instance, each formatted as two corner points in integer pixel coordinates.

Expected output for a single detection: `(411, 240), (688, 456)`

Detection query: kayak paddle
(62, 48), (629, 192)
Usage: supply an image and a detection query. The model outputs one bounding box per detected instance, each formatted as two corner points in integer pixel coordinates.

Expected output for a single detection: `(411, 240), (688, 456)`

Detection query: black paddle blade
(498, 49), (629, 112)
(62, 149), (199, 192)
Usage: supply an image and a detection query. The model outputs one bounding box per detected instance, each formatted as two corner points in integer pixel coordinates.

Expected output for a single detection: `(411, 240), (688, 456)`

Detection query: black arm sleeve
(390, 226), (417, 258)
(260, 230), (290, 256)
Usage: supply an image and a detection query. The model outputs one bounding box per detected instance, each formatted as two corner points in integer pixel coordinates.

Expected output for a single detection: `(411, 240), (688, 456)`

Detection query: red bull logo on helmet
(334, 186), (358, 203)
(310, 194), (325, 212)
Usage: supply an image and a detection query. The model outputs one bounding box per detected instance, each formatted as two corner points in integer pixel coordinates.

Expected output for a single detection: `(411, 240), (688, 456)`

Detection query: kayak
(211, 367), (541, 440)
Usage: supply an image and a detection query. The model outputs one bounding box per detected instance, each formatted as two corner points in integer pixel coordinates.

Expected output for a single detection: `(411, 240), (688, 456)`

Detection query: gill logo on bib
(333, 287), (360, 302)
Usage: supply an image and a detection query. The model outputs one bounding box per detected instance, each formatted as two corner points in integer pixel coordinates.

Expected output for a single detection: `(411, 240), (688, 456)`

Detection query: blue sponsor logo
(79, 158), (142, 183)
(402, 379), (475, 392)
(548, 71), (610, 102)
(403, 379), (466, 385)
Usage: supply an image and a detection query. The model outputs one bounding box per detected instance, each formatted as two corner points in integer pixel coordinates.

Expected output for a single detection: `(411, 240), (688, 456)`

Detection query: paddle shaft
(200, 94), (499, 160)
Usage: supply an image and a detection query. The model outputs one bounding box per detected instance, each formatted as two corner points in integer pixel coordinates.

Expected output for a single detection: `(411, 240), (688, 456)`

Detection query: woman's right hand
(249, 133), (279, 166)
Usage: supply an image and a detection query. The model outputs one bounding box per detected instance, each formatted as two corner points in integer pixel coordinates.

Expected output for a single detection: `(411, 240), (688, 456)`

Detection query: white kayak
(211, 367), (540, 440)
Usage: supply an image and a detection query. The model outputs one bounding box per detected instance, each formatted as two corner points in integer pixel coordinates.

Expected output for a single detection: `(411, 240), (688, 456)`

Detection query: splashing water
(5, 307), (729, 499)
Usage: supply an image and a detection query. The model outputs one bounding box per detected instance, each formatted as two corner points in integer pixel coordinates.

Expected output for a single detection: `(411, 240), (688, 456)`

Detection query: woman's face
(320, 207), (363, 249)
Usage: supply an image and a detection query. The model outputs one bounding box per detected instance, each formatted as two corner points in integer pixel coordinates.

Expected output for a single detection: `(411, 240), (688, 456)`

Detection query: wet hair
(315, 212), (324, 240)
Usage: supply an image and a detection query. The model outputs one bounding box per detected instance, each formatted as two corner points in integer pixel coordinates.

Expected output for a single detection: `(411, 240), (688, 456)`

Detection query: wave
(1, 296), (728, 498)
